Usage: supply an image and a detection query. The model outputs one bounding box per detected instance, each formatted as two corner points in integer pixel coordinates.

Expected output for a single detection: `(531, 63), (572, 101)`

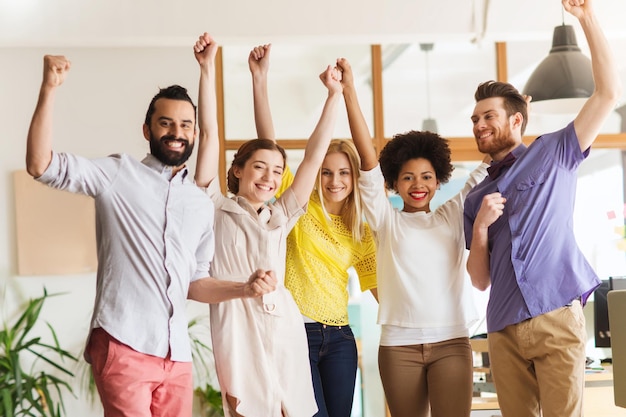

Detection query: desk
(470, 338), (498, 412)
(585, 368), (626, 417)
(471, 396), (499, 410)
(471, 367), (626, 416)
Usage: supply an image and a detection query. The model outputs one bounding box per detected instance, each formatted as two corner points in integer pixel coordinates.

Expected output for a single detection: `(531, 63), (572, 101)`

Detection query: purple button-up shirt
(464, 122), (600, 333)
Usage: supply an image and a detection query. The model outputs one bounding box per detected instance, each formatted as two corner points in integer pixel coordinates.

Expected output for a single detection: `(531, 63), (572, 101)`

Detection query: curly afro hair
(378, 130), (454, 191)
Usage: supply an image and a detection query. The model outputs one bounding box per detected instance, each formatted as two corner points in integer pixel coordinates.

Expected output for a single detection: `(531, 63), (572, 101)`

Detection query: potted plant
(194, 383), (224, 417)
(188, 314), (224, 417)
(0, 288), (78, 417)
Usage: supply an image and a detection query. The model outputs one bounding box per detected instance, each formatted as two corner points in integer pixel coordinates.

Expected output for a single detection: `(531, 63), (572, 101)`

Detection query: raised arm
(26, 55), (71, 178)
(336, 58), (378, 171)
(288, 66), (342, 205)
(250, 44), (298, 197)
(193, 32), (220, 187)
(564, 0), (621, 151)
(249, 44), (276, 141)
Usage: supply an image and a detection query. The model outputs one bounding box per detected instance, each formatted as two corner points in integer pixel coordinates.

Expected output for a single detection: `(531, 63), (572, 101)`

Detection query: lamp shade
(522, 25), (594, 102)
(422, 117), (438, 133)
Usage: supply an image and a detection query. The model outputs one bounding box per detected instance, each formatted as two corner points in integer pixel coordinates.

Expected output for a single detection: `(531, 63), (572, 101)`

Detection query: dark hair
(474, 80), (528, 135)
(378, 130), (453, 191)
(144, 85), (197, 126)
(227, 139), (287, 194)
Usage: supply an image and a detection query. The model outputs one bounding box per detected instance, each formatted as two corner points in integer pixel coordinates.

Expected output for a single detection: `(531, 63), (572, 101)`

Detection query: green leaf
(1, 387), (15, 417)
(0, 288), (76, 417)
(27, 347), (76, 376)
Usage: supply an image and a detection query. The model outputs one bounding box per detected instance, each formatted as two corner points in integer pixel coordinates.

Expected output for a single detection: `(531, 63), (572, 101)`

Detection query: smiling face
(394, 157), (439, 213)
(233, 148), (285, 210)
(319, 152), (354, 214)
(143, 98), (196, 168)
(471, 96), (520, 161)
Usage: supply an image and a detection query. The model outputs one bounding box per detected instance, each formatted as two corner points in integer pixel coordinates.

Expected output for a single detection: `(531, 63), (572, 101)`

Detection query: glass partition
(222, 44), (373, 141)
(382, 41), (496, 138)
(575, 150), (626, 278)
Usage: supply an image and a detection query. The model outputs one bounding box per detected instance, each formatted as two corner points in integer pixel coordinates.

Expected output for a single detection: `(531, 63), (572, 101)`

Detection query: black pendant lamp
(522, 24), (594, 102)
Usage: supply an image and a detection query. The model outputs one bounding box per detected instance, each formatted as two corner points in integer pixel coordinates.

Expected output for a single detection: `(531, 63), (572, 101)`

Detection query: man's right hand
(476, 192), (507, 229)
(42, 55), (71, 88)
(193, 32), (218, 67)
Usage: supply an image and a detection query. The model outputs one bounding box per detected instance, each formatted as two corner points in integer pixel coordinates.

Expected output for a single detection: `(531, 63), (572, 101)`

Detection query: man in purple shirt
(463, 1), (621, 416)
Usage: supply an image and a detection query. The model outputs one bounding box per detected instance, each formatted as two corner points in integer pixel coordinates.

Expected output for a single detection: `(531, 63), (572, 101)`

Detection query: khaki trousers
(488, 301), (586, 417)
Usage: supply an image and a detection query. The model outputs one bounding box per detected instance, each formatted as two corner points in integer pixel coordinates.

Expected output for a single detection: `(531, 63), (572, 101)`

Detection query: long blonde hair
(315, 139), (365, 242)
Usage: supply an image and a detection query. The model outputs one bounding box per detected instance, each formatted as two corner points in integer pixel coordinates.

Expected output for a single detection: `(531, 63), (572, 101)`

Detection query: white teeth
(165, 140), (183, 148)
(257, 184), (271, 191)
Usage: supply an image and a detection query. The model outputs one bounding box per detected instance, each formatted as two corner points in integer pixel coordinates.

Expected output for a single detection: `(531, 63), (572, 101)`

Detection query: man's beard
(149, 132), (194, 167)
(476, 125), (517, 156)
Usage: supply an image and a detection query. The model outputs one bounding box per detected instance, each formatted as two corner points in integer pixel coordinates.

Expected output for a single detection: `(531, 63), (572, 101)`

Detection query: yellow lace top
(279, 167), (377, 325)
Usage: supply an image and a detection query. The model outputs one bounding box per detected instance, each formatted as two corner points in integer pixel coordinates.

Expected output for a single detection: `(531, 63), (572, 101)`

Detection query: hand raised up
(193, 32), (218, 67)
(42, 55), (71, 89)
(248, 44), (271, 78)
(336, 58), (354, 90)
(319, 65), (343, 95)
(562, 0), (593, 20)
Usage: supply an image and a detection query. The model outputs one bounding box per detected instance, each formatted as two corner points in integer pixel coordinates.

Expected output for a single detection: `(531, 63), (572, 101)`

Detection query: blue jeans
(305, 322), (358, 417)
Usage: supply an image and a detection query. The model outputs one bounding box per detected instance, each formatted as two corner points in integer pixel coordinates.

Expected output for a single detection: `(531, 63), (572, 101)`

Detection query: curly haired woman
(338, 57), (489, 417)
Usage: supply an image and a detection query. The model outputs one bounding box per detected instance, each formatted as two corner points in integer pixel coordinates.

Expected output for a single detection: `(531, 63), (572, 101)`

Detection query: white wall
(0, 46), (207, 416)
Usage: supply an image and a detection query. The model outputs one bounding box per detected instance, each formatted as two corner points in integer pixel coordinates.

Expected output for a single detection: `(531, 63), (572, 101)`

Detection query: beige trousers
(378, 337), (473, 417)
(488, 301), (586, 417)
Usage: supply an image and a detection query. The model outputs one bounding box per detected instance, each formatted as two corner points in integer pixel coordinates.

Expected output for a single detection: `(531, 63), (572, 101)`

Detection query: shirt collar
(141, 154), (189, 182)
(487, 144), (528, 180)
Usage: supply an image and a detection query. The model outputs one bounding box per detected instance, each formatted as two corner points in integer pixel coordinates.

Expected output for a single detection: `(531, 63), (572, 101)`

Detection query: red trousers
(87, 328), (193, 417)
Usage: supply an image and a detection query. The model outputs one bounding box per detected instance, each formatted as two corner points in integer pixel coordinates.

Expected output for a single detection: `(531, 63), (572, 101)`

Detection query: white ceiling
(3, 0), (626, 138)
(3, 0), (626, 47)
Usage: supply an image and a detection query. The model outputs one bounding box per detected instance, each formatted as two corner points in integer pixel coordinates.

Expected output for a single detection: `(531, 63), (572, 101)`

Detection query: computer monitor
(608, 290), (626, 408)
(594, 276), (626, 348)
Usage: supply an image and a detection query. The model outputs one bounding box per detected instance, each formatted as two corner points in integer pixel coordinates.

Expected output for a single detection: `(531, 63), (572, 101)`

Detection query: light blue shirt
(464, 122), (600, 333)
(37, 152), (214, 361)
